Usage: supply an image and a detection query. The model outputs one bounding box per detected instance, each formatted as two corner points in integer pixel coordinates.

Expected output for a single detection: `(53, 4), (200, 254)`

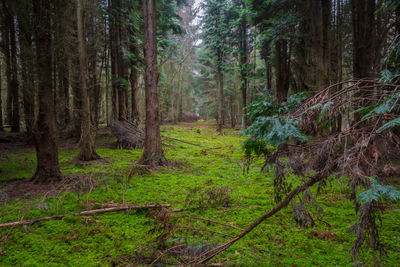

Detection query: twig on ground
(0, 204), (170, 228)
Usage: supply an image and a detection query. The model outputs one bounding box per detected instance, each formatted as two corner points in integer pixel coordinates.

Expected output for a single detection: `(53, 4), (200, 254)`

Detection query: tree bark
(77, 0), (100, 161)
(239, 0), (249, 131)
(32, 0), (62, 183)
(275, 40), (290, 103)
(130, 66), (139, 123)
(1, 3), (20, 132)
(217, 63), (224, 133)
(16, 10), (35, 141)
(9, 10), (19, 132)
(0, 61), (3, 132)
(139, 0), (166, 166)
(351, 0), (376, 79)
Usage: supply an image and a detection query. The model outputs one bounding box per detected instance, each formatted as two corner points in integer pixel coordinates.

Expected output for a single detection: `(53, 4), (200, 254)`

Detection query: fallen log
(0, 204), (170, 228)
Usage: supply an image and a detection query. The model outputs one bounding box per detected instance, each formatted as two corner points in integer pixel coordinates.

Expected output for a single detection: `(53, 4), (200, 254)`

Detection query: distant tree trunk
(72, 54), (82, 139)
(32, 0), (62, 183)
(351, 0), (376, 78)
(0, 62), (3, 132)
(130, 66), (139, 123)
(1, 4), (20, 132)
(275, 40), (290, 103)
(217, 62), (224, 133)
(139, 0), (166, 166)
(261, 39), (272, 91)
(230, 93), (235, 128)
(108, 0), (118, 121)
(77, 0), (99, 161)
(239, 0), (249, 130)
(17, 24), (35, 140)
(9, 11), (19, 132)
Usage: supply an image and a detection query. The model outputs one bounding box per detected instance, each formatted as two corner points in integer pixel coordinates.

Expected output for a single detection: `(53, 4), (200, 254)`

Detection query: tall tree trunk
(139, 0), (166, 166)
(0, 62), (3, 132)
(239, 0), (248, 131)
(130, 66), (139, 123)
(32, 0), (62, 183)
(275, 40), (290, 103)
(351, 0), (376, 78)
(9, 11), (19, 132)
(77, 0), (99, 161)
(18, 25), (35, 140)
(217, 63), (224, 133)
(1, 3), (20, 132)
(109, 0), (118, 121)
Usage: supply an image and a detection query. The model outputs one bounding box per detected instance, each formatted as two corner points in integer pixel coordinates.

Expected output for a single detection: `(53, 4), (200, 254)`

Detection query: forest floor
(0, 121), (399, 266)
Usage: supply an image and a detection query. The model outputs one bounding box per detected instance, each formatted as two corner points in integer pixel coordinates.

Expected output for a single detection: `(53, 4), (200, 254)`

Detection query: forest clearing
(0, 122), (398, 266)
(1, 0), (400, 266)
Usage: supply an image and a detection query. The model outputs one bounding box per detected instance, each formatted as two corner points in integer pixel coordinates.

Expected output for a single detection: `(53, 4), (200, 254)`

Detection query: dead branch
(187, 174), (323, 265)
(161, 135), (207, 148)
(0, 204), (170, 228)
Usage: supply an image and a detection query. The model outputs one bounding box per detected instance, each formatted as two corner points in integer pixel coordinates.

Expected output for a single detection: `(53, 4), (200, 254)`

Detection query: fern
(245, 115), (307, 147)
(317, 101), (334, 123)
(360, 92), (400, 120)
(378, 117), (400, 132)
(358, 177), (400, 203)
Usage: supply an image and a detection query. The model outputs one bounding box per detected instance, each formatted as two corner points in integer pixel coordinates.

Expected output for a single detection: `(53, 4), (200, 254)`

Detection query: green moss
(0, 122), (399, 266)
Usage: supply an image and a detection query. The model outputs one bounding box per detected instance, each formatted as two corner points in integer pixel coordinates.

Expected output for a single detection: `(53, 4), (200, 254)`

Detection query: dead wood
(0, 204), (170, 228)
(112, 120), (144, 149)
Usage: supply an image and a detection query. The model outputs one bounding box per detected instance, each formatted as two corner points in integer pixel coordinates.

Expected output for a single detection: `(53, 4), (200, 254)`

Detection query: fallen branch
(188, 175), (323, 265)
(0, 204), (170, 228)
(161, 135), (207, 148)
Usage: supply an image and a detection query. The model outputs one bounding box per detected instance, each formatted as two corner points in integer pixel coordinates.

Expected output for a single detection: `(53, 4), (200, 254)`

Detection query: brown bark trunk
(139, 0), (166, 166)
(18, 24), (35, 140)
(9, 12), (19, 132)
(351, 0), (376, 79)
(239, 2), (248, 130)
(217, 64), (223, 133)
(32, 0), (62, 183)
(275, 40), (290, 103)
(130, 66), (139, 123)
(0, 62), (3, 132)
(77, 0), (99, 161)
(1, 4), (20, 132)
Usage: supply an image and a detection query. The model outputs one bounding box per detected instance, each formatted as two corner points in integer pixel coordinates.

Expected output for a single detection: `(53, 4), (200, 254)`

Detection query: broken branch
(0, 204), (170, 228)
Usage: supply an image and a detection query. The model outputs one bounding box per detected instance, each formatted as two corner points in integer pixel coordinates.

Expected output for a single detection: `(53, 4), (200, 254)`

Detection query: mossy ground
(0, 121), (399, 266)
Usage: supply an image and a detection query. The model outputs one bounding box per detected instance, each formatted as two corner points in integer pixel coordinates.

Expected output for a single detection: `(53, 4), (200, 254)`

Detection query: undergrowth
(0, 121), (399, 266)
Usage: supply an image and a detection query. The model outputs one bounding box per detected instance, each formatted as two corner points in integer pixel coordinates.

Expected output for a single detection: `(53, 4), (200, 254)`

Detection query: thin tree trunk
(9, 12), (19, 132)
(217, 64), (223, 133)
(130, 66), (139, 123)
(77, 0), (99, 161)
(18, 26), (35, 140)
(32, 0), (62, 183)
(0, 61), (3, 131)
(139, 0), (166, 166)
(275, 40), (290, 103)
(239, 0), (248, 131)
